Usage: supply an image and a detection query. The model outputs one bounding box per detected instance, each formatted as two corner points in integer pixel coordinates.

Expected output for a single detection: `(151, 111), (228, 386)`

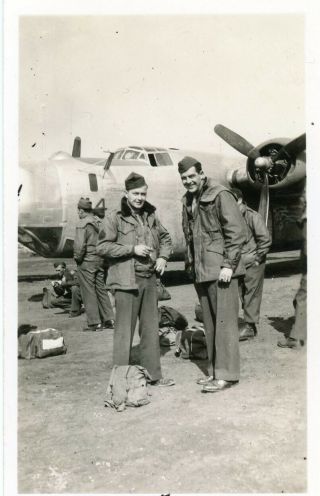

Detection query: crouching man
(96, 172), (175, 387)
(42, 261), (82, 317)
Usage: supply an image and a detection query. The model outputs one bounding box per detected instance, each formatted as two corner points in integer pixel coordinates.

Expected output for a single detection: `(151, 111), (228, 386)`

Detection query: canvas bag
(105, 365), (151, 412)
(159, 326), (177, 347)
(158, 305), (188, 330)
(18, 328), (67, 359)
(175, 325), (208, 360)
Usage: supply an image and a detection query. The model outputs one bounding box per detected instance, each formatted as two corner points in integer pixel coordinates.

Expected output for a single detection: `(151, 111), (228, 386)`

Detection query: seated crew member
(231, 188), (272, 340)
(96, 172), (175, 387)
(42, 262), (83, 317)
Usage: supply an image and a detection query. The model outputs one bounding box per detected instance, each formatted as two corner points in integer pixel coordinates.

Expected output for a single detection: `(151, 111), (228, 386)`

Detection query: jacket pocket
(204, 230), (224, 254)
(118, 223), (135, 235)
(118, 223), (136, 244)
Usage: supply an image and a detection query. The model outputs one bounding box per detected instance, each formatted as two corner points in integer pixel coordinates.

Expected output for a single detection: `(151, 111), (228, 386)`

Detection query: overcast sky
(19, 14), (304, 160)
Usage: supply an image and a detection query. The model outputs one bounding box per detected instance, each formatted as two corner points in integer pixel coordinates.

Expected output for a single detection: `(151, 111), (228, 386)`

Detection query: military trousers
(195, 278), (240, 381)
(239, 262), (266, 324)
(43, 286), (82, 313)
(290, 272), (307, 342)
(70, 286), (83, 314)
(77, 260), (114, 326)
(113, 274), (162, 381)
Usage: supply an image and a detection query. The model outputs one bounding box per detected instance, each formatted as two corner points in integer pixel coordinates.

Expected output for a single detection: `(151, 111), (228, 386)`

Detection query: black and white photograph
(4, 1), (320, 495)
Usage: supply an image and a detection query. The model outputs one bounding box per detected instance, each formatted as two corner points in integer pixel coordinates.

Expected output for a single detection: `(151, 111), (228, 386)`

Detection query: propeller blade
(273, 133), (306, 162)
(258, 173), (269, 225)
(72, 136), (81, 158)
(214, 124), (259, 158)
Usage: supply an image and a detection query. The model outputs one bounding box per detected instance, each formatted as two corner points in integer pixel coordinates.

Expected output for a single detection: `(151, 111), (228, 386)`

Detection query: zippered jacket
(182, 178), (246, 282)
(96, 198), (172, 290)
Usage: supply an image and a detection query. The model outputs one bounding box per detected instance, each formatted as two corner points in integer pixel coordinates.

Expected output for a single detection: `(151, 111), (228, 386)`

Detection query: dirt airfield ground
(18, 251), (306, 494)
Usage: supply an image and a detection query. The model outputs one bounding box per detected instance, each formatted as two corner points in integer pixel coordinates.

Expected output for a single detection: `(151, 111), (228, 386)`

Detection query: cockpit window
(113, 150), (124, 159)
(138, 153), (147, 161)
(154, 152), (173, 166)
(123, 150), (140, 160)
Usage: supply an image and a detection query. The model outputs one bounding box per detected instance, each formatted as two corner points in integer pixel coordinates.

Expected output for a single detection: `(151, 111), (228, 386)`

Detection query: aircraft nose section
(18, 162), (64, 256)
(18, 166), (35, 222)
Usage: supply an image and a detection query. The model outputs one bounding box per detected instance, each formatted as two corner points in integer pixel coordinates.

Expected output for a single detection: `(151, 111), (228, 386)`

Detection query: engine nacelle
(246, 138), (306, 190)
(229, 138), (306, 191)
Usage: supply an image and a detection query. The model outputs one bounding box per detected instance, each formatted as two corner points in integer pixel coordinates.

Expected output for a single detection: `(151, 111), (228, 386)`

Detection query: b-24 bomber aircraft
(18, 124), (306, 259)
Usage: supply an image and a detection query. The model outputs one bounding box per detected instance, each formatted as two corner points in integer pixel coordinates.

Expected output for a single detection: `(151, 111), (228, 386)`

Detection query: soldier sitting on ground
(42, 262), (83, 317)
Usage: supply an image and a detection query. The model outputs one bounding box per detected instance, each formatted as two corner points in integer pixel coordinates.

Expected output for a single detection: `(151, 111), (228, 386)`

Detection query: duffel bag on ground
(175, 325), (208, 360)
(18, 328), (67, 359)
(158, 305), (188, 330)
(105, 365), (151, 412)
(159, 326), (177, 347)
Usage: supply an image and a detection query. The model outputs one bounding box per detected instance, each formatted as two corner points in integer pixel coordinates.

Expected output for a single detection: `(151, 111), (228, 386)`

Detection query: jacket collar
(78, 213), (100, 231)
(182, 177), (228, 206)
(120, 197), (156, 218)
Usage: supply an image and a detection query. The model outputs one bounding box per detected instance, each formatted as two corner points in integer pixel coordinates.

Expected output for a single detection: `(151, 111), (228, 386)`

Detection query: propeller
(272, 133), (306, 162)
(72, 136), (81, 158)
(214, 124), (260, 160)
(214, 124), (306, 226)
(257, 173), (269, 224)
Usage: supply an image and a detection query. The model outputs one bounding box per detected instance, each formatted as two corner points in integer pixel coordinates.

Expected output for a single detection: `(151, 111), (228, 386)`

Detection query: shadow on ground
(268, 316), (295, 336)
(28, 293), (44, 302)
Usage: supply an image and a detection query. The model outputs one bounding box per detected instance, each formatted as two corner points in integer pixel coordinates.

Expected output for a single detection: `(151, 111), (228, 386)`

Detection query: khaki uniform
(290, 206), (307, 341)
(74, 214), (114, 326)
(182, 179), (246, 381)
(96, 198), (172, 381)
(238, 204), (271, 325)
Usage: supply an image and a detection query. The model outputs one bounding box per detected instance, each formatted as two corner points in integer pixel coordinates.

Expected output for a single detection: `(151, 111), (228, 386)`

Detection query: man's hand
(155, 257), (167, 275)
(218, 267), (233, 283)
(134, 244), (153, 257)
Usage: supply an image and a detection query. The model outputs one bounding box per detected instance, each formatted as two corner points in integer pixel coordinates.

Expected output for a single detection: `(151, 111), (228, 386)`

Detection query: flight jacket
(96, 197), (172, 291)
(182, 178), (246, 283)
(73, 214), (101, 264)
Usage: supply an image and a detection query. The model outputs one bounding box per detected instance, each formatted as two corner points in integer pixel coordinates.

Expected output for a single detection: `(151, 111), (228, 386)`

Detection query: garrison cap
(125, 172), (147, 191)
(77, 197), (92, 210)
(178, 156), (202, 174)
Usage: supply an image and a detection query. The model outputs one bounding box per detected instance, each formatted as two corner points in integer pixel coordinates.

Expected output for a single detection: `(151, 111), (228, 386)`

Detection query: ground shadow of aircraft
(18, 125), (306, 259)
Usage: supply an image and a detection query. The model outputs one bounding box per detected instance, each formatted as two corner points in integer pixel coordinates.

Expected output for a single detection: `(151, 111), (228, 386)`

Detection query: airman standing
(178, 157), (246, 393)
(74, 197), (114, 331)
(231, 188), (271, 340)
(96, 173), (174, 386)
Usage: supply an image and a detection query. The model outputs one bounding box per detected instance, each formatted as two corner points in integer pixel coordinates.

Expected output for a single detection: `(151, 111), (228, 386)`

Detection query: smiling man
(96, 172), (174, 387)
(179, 156), (246, 393)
